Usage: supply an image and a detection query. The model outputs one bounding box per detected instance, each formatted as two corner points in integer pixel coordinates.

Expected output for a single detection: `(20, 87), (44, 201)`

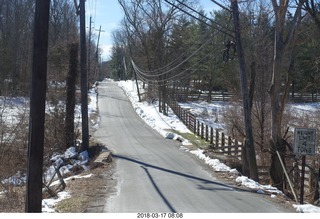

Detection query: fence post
(181, 109), (184, 122)
(205, 125), (208, 142)
(228, 136), (232, 154)
(221, 132), (225, 150)
(184, 110), (187, 124)
(210, 127), (213, 144)
(194, 115), (196, 134)
(235, 140), (239, 158)
(186, 112), (189, 128)
(215, 129), (219, 147)
(188, 113), (191, 131)
(197, 121), (200, 136)
(201, 123), (204, 139)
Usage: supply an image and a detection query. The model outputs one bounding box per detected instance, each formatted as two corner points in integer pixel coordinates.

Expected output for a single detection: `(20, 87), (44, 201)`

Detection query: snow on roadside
(1, 86), (99, 213)
(118, 80), (192, 145)
(3, 78), (319, 213)
(42, 191), (71, 213)
(186, 148), (234, 172)
(42, 174), (93, 213)
(117, 79), (320, 213)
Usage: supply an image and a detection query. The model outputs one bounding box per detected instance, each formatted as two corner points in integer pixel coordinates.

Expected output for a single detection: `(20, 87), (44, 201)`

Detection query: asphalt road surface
(93, 80), (294, 213)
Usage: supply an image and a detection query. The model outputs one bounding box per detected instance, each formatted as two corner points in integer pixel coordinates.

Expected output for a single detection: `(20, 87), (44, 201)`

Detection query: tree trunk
(269, 36), (286, 190)
(269, 0), (302, 190)
(162, 84), (168, 116)
(232, 0), (259, 181)
(65, 43), (78, 149)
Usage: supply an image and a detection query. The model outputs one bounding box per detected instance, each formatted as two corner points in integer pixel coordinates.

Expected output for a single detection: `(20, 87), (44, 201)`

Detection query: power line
(130, 46), (194, 75)
(162, 0), (234, 39)
(130, 25), (226, 79)
(133, 52), (211, 83)
(210, 0), (232, 12)
(132, 39), (211, 78)
(132, 44), (215, 85)
(175, 0), (233, 34)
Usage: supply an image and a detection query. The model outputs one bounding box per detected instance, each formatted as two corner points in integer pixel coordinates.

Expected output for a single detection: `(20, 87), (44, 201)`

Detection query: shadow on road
(141, 166), (177, 213)
(112, 154), (258, 212)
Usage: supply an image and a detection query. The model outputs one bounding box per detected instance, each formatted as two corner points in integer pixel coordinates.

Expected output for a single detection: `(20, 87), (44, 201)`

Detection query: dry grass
(54, 162), (115, 213)
(0, 143), (115, 213)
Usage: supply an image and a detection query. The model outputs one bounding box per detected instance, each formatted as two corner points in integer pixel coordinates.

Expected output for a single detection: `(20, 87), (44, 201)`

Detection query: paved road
(93, 80), (294, 213)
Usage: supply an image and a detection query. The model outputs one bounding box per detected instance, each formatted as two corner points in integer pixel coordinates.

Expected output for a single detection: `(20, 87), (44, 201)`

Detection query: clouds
(100, 44), (113, 61)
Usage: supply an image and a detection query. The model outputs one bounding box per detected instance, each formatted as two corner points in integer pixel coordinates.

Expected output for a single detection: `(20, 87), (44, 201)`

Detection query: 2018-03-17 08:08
(137, 213), (184, 219)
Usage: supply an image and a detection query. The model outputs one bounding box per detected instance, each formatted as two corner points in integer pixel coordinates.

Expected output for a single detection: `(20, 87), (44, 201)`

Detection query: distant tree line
(0, 0), (103, 97)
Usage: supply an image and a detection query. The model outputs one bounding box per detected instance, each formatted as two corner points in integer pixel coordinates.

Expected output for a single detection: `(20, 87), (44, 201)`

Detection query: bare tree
(118, 0), (197, 114)
(0, 0), (35, 96)
(301, 0), (320, 30)
(269, 0), (303, 190)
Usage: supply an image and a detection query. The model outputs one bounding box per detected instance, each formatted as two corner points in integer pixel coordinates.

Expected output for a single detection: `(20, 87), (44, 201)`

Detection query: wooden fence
(167, 99), (318, 201)
(168, 99), (243, 160)
(171, 85), (320, 103)
(185, 92), (320, 103)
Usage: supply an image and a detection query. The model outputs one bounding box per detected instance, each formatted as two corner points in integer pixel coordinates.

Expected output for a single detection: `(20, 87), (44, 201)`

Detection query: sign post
(293, 128), (316, 204)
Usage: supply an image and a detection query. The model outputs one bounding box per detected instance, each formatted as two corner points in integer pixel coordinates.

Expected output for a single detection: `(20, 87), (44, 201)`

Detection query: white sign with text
(294, 128), (316, 155)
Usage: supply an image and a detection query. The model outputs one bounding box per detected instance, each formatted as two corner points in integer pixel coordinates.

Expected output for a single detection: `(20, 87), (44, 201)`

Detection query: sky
(87, 0), (220, 61)
(2, 79), (320, 214)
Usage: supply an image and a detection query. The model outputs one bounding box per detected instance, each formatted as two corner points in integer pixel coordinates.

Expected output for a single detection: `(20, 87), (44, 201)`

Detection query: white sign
(294, 128), (316, 155)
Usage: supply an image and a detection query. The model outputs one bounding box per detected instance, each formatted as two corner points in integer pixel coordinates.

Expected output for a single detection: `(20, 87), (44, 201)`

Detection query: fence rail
(171, 86), (320, 103)
(168, 99), (243, 160)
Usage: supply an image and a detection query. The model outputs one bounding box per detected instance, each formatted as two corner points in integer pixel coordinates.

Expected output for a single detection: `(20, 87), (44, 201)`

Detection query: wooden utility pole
(94, 26), (104, 80)
(25, 0), (50, 212)
(95, 26), (104, 59)
(79, 0), (89, 152)
(65, 43), (79, 149)
(88, 16), (93, 83)
(231, 0), (258, 181)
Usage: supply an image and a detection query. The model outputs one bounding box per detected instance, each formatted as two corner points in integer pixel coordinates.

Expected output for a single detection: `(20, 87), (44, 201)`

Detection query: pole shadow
(113, 154), (251, 192)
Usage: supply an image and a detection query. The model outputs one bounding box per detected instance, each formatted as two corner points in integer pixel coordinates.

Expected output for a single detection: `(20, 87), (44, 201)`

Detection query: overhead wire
(133, 52), (211, 87)
(131, 38), (211, 78)
(174, 0), (233, 35)
(129, 0), (232, 86)
(131, 25), (225, 80)
(130, 44), (197, 75)
(162, 0), (234, 39)
(152, 52), (211, 82)
(210, 0), (232, 12)
(87, 0), (97, 29)
(132, 44), (214, 85)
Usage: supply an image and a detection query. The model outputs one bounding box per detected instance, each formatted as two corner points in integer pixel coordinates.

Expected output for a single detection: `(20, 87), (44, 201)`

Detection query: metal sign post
(300, 155), (306, 204)
(293, 128), (316, 204)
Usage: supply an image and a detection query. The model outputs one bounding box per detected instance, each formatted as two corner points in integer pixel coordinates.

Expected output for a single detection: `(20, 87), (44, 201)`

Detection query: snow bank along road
(92, 80), (294, 213)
